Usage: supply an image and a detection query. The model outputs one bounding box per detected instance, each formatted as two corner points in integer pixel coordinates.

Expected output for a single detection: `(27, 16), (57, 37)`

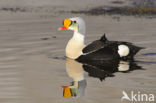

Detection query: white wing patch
(118, 45), (129, 57)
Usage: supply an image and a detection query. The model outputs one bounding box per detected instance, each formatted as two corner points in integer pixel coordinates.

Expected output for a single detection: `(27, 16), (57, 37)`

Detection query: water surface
(0, 10), (156, 103)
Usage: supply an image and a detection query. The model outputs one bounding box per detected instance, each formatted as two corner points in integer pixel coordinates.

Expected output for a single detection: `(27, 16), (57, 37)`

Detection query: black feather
(78, 33), (144, 61)
(100, 33), (108, 42)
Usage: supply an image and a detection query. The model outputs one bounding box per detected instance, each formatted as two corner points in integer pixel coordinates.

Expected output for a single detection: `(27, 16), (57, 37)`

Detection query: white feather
(118, 45), (129, 57)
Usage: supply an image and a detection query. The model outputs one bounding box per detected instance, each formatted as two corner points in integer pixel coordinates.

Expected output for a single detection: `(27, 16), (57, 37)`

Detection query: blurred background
(0, 0), (156, 15)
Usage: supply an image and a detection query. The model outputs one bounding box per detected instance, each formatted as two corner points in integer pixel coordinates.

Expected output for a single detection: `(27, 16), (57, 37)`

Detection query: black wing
(82, 40), (105, 53)
(82, 34), (108, 53)
(76, 43), (120, 63)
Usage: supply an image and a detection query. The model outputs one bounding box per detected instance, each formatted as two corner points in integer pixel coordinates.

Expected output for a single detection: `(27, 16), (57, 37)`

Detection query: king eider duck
(59, 17), (143, 61)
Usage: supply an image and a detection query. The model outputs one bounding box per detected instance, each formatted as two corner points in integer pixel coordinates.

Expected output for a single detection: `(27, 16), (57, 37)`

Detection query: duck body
(59, 17), (143, 61)
(76, 34), (143, 62)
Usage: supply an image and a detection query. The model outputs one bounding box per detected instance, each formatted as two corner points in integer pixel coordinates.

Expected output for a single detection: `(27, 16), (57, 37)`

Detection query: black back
(78, 34), (144, 61)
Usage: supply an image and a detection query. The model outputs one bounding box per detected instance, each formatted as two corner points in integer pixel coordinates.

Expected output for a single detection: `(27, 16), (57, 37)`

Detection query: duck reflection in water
(62, 58), (87, 97)
(62, 58), (142, 97)
(82, 60), (142, 81)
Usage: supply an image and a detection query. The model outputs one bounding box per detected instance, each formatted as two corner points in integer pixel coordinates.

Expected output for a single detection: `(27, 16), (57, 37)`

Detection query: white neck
(66, 32), (85, 59)
(73, 31), (85, 42)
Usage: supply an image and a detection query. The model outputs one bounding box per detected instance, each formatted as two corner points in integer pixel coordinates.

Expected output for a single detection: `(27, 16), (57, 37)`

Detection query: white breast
(66, 32), (85, 59)
(118, 45), (129, 57)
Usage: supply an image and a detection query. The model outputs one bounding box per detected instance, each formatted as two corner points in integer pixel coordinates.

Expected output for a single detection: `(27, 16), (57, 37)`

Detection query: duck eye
(73, 21), (77, 23)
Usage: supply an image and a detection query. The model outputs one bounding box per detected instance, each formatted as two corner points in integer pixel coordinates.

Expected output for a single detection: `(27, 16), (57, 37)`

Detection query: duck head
(59, 17), (86, 35)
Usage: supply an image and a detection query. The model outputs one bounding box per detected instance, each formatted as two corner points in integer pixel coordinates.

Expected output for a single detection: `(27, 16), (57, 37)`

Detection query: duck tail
(137, 46), (145, 51)
(100, 33), (108, 42)
(132, 46), (145, 56)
